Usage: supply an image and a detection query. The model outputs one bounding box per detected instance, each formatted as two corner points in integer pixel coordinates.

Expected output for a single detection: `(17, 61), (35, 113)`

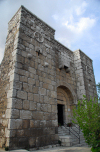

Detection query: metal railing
(64, 122), (81, 144)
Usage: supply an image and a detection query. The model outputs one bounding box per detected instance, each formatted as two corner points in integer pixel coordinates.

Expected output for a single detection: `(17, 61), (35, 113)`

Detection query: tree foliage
(72, 95), (100, 152)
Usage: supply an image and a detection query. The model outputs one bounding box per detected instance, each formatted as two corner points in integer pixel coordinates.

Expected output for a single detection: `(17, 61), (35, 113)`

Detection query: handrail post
(79, 135), (80, 144)
(79, 126), (80, 144)
(69, 126), (70, 135)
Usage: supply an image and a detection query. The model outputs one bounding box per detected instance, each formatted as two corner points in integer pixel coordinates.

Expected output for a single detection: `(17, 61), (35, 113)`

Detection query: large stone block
(40, 120), (46, 127)
(41, 104), (48, 112)
(29, 137), (35, 147)
(17, 90), (27, 99)
(30, 120), (35, 128)
(51, 91), (57, 98)
(33, 87), (38, 94)
(37, 103), (41, 111)
(44, 112), (51, 121)
(13, 81), (22, 90)
(10, 73), (19, 82)
(28, 93), (33, 101)
(8, 119), (22, 129)
(11, 109), (20, 119)
(18, 137), (28, 148)
(22, 120), (30, 129)
(52, 105), (57, 113)
(7, 89), (16, 98)
(47, 104), (51, 112)
(28, 78), (35, 85)
(12, 98), (23, 109)
(23, 100), (29, 110)
(17, 130), (24, 137)
(5, 109), (11, 119)
(23, 83), (33, 92)
(20, 110), (32, 119)
(30, 101), (36, 110)
(44, 96), (49, 103)
(29, 67), (36, 74)
(10, 130), (17, 137)
(52, 120), (57, 127)
(33, 111), (43, 120)
(39, 88), (46, 95)
(34, 94), (39, 102)
(20, 76), (27, 82)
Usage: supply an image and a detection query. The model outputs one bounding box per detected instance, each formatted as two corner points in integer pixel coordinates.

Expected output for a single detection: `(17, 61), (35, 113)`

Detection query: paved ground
(0, 146), (91, 152)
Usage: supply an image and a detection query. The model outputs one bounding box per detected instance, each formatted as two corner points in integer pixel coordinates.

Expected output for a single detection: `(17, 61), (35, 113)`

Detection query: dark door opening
(57, 104), (64, 126)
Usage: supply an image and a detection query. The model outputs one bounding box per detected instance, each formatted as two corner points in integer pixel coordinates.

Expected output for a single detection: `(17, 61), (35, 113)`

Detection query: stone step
(59, 135), (72, 147)
(58, 126), (87, 147)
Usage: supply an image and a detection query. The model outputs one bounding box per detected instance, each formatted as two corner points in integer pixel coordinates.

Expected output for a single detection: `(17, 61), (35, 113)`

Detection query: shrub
(72, 95), (100, 152)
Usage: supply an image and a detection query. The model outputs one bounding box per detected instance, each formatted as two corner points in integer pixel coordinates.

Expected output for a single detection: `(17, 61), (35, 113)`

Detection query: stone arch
(57, 81), (77, 104)
(57, 81), (77, 124)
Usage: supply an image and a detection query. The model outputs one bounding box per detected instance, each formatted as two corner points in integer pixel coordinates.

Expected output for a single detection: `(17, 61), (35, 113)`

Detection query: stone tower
(0, 6), (97, 149)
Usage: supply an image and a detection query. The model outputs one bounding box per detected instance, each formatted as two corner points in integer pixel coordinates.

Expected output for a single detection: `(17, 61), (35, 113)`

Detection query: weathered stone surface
(39, 88), (46, 95)
(23, 100), (29, 109)
(29, 67), (36, 74)
(23, 83), (33, 92)
(37, 103), (41, 111)
(51, 91), (57, 98)
(0, 5), (97, 149)
(22, 120), (30, 129)
(30, 120), (35, 128)
(34, 94), (39, 102)
(7, 89), (16, 98)
(28, 78), (35, 85)
(28, 92), (33, 101)
(29, 137), (35, 147)
(13, 81), (22, 90)
(29, 101), (36, 110)
(10, 109), (20, 118)
(33, 111), (44, 120)
(17, 90), (27, 99)
(20, 110), (32, 119)
(17, 130), (24, 137)
(52, 105), (57, 113)
(20, 76), (27, 82)
(33, 87), (38, 93)
(8, 119), (22, 129)
(12, 98), (23, 109)
(47, 104), (51, 112)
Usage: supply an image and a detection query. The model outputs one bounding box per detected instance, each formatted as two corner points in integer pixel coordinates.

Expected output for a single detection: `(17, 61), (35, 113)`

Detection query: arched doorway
(57, 86), (75, 125)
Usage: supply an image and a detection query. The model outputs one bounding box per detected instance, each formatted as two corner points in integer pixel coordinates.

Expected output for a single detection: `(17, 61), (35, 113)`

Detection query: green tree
(72, 95), (100, 152)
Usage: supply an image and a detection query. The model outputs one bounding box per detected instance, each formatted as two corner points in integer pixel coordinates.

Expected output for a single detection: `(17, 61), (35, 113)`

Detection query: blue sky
(0, 0), (100, 84)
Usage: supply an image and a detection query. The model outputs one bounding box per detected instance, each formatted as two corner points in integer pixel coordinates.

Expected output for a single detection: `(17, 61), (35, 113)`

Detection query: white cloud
(75, 1), (88, 16)
(64, 17), (96, 34)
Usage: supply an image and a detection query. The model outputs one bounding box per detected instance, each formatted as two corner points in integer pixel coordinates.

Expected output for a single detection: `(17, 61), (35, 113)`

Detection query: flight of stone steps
(58, 125), (88, 147)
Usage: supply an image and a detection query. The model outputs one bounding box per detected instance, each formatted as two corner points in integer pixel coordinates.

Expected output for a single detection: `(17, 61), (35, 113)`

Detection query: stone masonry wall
(0, 5), (97, 149)
(74, 49), (86, 100)
(0, 7), (21, 147)
(74, 49), (97, 100)
(7, 6), (58, 149)
(80, 50), (97, 99)
(7, 6), (77, 148)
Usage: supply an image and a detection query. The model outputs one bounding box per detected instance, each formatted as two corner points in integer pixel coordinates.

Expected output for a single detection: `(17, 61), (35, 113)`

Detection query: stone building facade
(0, 6), (97, 149)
